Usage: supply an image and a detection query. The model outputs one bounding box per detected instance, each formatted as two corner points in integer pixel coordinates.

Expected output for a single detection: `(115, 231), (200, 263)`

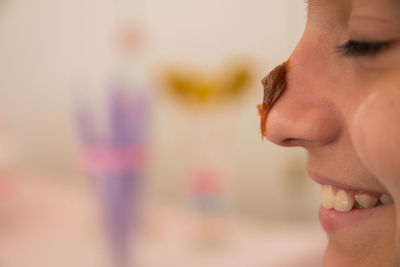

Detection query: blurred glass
(158, 62), (253, 251)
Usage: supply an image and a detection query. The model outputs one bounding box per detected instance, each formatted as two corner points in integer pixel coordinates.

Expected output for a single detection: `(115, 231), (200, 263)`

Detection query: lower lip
(318, 205), (390, 232)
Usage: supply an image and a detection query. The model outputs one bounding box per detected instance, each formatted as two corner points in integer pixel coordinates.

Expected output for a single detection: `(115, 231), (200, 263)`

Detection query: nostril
(281, 138), (301, 147)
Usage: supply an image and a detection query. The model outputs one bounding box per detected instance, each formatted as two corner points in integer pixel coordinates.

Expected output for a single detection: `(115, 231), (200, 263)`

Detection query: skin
(265, 0), (400, 266)
(352, 84), (400, 240)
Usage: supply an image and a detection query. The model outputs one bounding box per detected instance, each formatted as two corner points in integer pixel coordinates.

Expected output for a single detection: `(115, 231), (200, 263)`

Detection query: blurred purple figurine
(76, 78), (149, 266)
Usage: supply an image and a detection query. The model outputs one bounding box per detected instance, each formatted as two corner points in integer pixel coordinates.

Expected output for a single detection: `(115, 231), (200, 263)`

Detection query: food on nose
(257, 60), (289, 139)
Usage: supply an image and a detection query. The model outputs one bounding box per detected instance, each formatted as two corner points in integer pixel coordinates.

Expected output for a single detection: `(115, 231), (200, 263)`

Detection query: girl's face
(265, 0), (400, 266)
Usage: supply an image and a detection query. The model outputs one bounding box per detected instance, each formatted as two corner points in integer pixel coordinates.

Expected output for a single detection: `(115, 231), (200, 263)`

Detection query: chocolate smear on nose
(257, 60), (289, 139)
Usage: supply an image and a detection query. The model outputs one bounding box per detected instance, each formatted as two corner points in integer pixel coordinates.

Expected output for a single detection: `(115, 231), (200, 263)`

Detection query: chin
(323, 243), (399, 267)
(322, 205), (398, 267)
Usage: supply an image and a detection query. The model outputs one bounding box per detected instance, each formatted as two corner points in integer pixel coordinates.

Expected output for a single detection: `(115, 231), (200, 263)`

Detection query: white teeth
(334, 189), (355, 212)
(321, 185), (335, 209)
(380, 194), (393, 205)
(321, 185), (391, 212)
(355, 194), (378, 209)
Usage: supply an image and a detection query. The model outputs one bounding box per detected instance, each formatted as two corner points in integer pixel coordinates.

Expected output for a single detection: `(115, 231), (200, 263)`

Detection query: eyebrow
(306, 0), (320, 8)
(305, 0), (325, 12)
(351, 15), (393, 25)
(304, 0), (320, 16)
(304, 0), (309, 15)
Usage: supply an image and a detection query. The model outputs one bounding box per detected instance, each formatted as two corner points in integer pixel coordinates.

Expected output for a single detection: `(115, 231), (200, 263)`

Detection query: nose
(264, 35), (341, 148)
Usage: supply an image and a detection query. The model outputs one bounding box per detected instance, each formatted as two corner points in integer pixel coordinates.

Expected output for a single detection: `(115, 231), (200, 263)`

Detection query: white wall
(0, 0), (117, 170)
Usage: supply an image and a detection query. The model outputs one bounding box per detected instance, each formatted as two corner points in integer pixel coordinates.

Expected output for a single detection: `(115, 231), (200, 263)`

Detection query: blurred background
(0, 0), (326, 266)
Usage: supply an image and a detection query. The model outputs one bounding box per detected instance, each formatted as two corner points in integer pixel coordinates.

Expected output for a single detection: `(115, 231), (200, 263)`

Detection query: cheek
(351, 87), (400, 191)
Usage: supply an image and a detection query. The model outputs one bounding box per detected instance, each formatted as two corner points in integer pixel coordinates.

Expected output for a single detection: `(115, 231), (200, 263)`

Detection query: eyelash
(336, 40), (391, 57)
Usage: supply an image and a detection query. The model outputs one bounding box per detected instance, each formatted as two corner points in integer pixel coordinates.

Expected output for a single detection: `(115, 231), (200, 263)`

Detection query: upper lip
(307, 169), (387, 195)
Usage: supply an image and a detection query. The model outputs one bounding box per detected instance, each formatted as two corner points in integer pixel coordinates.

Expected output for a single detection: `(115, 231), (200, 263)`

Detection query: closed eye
(336, 40), (391, 57)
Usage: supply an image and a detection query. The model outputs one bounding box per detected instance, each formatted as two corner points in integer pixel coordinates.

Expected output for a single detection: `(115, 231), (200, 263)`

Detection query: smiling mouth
(320, 184), (393, 212)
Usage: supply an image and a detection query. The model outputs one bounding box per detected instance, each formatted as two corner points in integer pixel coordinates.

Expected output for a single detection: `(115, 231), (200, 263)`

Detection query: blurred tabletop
(0, 170), (325, 267)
